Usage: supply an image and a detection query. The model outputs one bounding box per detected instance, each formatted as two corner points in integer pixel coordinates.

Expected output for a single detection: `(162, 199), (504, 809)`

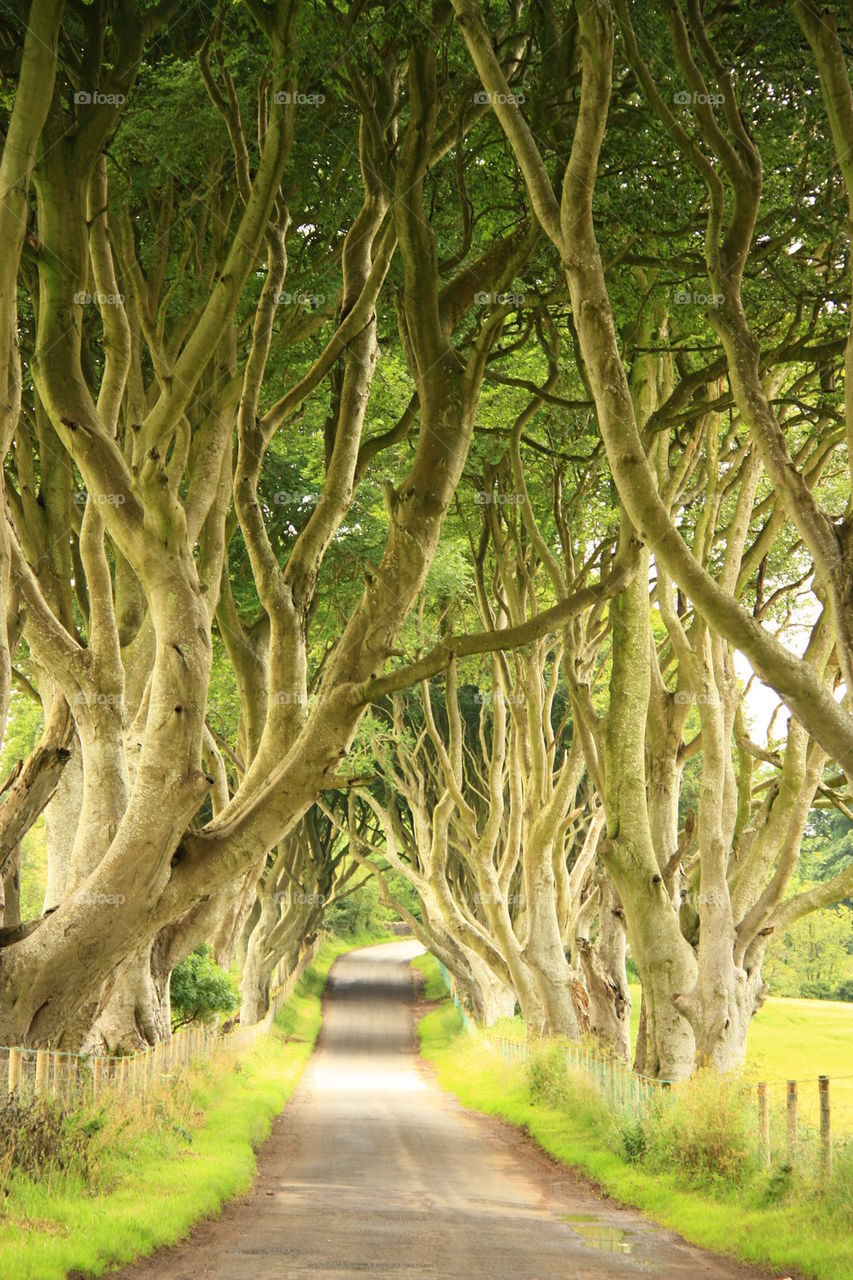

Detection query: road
(114, 941), (772, 1280)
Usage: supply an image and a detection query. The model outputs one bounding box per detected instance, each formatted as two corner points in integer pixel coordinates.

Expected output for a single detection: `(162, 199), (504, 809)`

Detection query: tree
(170, 945), (240, 1031)
(451, 0), (853, 1074)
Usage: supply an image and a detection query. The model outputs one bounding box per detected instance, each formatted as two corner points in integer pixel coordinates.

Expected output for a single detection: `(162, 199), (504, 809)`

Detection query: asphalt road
(112, 941), (774, 1280)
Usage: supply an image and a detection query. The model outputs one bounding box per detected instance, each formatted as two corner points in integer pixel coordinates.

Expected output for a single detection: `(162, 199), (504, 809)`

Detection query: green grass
(0, 939), (348, 1280)
(628, 983), (853, 1133)
(419, 974), (853, 1280)
(411, 951), (450, 1001)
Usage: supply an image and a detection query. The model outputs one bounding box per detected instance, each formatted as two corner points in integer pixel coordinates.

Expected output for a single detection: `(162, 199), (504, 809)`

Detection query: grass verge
(416, 954), (853, 1280)
(0, 938), (352, 1280)
(411, 951), (449, 1001)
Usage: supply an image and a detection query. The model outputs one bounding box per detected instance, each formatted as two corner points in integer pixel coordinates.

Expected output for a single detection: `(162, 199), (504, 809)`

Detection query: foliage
(639, 1072), (759, 1189)
(323, 875), (394, 940)
(19, 819), (47, 924)
(0, 1095), (97, 1193)
(526, 1041), (574, 1110)
(764, 905), (853, 1000)
(169, 945), (240, 1031)
(0, 690), (42, 782)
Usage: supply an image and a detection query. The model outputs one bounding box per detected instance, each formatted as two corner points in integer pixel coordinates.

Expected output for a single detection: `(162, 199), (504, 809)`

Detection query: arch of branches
(0, 0), (850, 1079)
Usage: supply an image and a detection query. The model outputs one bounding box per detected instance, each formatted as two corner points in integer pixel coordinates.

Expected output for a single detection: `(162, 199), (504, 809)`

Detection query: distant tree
(169, 945), (240, 1031)
(764, 904), (853, 999)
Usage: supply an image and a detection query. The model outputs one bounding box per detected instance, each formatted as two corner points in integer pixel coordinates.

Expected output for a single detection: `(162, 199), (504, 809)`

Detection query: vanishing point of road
(113, 940), (771, 1280)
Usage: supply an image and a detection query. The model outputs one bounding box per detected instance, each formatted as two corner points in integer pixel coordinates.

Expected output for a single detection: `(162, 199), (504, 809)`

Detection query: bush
(170, 944), (240, 1030)
(618, 1116), (648, 1164)
(800, 979), (838, 1001)
(643, 1070), (759, 1189)
(0, 1094), (97, 1191)
(527, 1041), (574, 1109)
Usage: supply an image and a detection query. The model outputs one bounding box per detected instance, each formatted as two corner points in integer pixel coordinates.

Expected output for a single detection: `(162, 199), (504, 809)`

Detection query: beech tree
(1, 0), (851, 1080)
(452, 0), (853, 1076)
(0, 0), (550, 1047)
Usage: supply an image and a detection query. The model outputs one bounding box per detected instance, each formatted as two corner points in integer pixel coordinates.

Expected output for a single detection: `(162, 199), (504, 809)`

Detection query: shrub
(800, 979), (838, 1001)
(643, 1070), (759, 1189)
(0, 1094), (97, 1191)
(618, 1116), (648, 1163)
(527, 1041), (573, 1109)
(170, 944), (240, 1031)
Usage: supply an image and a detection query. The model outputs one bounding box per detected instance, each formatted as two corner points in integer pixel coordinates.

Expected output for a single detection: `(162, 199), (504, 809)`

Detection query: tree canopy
(0, 0), (851, 1079)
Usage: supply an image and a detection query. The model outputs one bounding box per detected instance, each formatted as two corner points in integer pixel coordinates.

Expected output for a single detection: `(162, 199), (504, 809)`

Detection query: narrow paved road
(114, 942), (772, 1280)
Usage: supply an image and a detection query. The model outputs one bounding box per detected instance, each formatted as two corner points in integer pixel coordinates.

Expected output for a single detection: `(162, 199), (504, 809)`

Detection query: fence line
(439, 967), (839, 1171)
(437, 961), (474, 1032)
(482, 1031), (838, 1170)
(1, 935), (324, 1109)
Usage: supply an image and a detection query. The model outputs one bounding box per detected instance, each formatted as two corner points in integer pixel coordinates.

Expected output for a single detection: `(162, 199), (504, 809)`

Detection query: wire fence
(484, 1032), (840, 1174)
(0, 935), (323, 1110)
(439, 963), (844, 1174)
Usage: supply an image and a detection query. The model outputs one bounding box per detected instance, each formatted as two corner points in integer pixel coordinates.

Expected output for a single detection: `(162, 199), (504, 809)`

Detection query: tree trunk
(578, 882), (631, 1062)
(0, 842), (21, 929)
(42, 731), (82, 910)
(603, 542), (697, 1079)
(84, 943), (169, 1053)
(464, 949), (517, 1025)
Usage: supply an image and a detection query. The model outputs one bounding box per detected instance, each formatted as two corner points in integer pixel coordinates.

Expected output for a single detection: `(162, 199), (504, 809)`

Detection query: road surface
(113, 941), (772, 1279)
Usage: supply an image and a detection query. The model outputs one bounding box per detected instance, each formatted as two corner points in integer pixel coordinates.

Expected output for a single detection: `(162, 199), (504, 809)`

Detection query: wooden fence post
(786, 1081), (798, 1163)
(35, 1049), (49, 1095)
(92, 1057), (102, 1105)
(819, 1076), (832, 1176)
(8, 1048), (22, 1095)
(758, 1082), (770, 1168)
